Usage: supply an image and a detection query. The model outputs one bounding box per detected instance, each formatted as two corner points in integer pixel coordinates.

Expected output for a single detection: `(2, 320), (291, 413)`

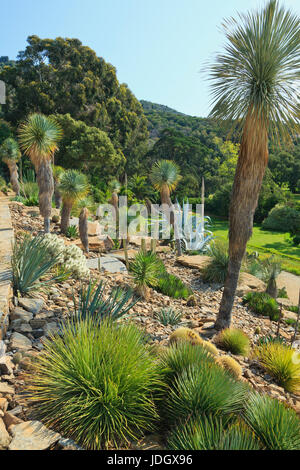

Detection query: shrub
(160, 342), (215, 383)
(165, 364), (249, 426)
(202, 241), (229, 284)
(156, 273), (192, 299)
(130, 250), (165, 299)
(254, 342), (300, 394)
(262, 204), (300, 232)
(66, 225), (79, 239)
(42, 233), (89, 279)
(216, 356), (243, 379)
(244, 393), (300, 450)
(25, 318), (164, 449)
(155, 308), (182, 326)
(243, 291), (280, 321)
(73, 280), (137, 323)
(169, 327), (203, 347)
(12, 235), (64, 295)
(167, 415), (260, 450)
(216, 328), (250, 356)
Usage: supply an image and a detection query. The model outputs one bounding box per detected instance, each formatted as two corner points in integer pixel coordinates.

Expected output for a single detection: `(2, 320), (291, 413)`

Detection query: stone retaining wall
(0, 197), (13, 340)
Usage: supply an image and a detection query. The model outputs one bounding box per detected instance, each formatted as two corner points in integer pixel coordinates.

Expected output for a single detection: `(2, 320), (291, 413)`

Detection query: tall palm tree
(52, 165), (64, 209)
(150, 159), (182, 254)
(0, 138), (21, 196)
(18, 114), (62, 233)
(209, 0), (300, 329)
(59, 169), (89, 234)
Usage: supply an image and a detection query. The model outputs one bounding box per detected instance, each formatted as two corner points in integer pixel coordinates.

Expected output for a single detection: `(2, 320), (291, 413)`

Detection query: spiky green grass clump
(165, 364), (249, 426)
(216, 328), (250, 356)
(167, 415), (260, 450)
(244, 393), (300, 450)
(156, 273), (192, 299)
(202, 242), (229, 284)
(25, 319), (165, 449)
(155, 307), (182, 326)
(254, 342), (300, 394)
(243, 291), (280, 321)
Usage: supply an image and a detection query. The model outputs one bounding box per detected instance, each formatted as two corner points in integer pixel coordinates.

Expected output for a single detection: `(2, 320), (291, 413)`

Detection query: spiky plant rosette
(254, 342), (300, 394)
(0, 137), (21, 163)
(164, 363), (250, 427)
(130, 251), (165, 289)
(216, 328), (250, 356)
(150, 159), (181, 193)
(244, 392), (300, 450)
(58, 169), (89, 205)
(167, 415), (260, 450)
(24, 318), (165, 450)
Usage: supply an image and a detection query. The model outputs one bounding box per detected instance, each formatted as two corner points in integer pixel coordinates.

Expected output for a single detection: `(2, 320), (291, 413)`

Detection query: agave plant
(73, 280), (137, 323)
(12, 235), (65, 295)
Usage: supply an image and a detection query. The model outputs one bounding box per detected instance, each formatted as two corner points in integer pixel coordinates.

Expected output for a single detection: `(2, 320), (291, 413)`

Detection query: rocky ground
(0, 200), (299, 450)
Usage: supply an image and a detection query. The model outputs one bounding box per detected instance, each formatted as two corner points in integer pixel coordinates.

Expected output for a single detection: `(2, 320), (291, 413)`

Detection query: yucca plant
(244, 392), (300, 450)
(59, 169), (89, 234)
(24, 318), (165, 449)
(248, 256), (282, 298)
(18, 114), (62, 233)
(65, 225), (79, 239)
(52, 165), (64, 209)
(0, 137), (21, 195)
(202, 241), (229, 284)
(150, 160), (181, 207)
(73, 280), (137, 324)
(210, 1), (300, 329)
(155, 308), (182, 326)
(12, 235), (64, 295)
(216, 328), (250, 356)
(130, 250), (165, 300)
(165, 364), (249, 427)
(254, 342), (300, 394)
(167, 415), (260, 450)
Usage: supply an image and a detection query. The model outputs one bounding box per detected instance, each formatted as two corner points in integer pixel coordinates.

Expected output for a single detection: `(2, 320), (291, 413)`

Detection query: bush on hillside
(262, 204), (300, 232)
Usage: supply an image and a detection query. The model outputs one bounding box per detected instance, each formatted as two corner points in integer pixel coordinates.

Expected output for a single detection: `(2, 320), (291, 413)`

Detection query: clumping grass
(167, 415), (260, 450)
(155, 307), (182, 326)
(164, 364), (249, 427)
(254, 342), (300, 394)
(65, 225), (79, 239)
(202, 241), (229, 284)
(243, 291), (280, 321)
(244, 392), (300, 450)
(216, 328), (250, 356)
(156, 273), (192, 299)
(160, 342), (215, 384)
(25, 318), (165, 449)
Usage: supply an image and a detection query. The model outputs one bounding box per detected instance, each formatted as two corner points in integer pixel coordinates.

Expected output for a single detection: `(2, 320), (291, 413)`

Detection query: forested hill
(141, 99), (225, 143)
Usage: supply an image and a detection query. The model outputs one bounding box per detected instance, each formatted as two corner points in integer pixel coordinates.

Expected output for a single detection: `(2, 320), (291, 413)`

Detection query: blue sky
(1, 0), (300, 117)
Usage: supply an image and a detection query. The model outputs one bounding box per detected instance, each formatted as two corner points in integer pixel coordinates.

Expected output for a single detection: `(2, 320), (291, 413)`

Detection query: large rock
(0, 417), (11, 449)
(9, 421), (61, 451)
(177, 255), (212, 271)
(236, 273), (266, 297)
(10, 307), (33, 323)
(87, 256), (127, 274)
(75, 236), (114, 252)
(9, 332), (32, 351)
(18, 298), (44, 315)
(0, 355), (15, 375)
(0, 382), (15, 395)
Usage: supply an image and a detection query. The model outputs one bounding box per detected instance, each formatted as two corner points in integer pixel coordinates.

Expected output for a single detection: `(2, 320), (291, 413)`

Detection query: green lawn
(210, 218), (300, 276)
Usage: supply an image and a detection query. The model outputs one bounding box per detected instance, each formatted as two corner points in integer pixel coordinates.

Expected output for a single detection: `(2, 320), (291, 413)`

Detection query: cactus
(52, 215), (60, 223)
(216, 356), (243, 379)
(202, 341), (219, 356)
(169, 327), (203, 347)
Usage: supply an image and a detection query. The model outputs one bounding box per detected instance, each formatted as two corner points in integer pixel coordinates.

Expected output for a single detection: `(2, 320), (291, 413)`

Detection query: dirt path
(277, 271), (300, 305)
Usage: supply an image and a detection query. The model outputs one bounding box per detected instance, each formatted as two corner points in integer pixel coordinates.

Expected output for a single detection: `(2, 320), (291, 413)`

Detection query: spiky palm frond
(150, 160), (181, 193)
(18, 114), (62, 166)
(59, 170), (89, 205)
(52, 165), (65, 183)
(208, 0), (300, 142)
(0, 138), (21, 163)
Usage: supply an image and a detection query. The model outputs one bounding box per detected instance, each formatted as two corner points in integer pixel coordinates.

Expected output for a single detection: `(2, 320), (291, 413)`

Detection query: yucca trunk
(79, 208), (89, 253)
(61, 202), (73, 234)
(36, 160), (54, 234)
(54, 185), (62, 209)
(215, 114), (268, 330)
(266, 279), (277, 299)
(161, 184), (182, 256)
(5, 160), (20, 196)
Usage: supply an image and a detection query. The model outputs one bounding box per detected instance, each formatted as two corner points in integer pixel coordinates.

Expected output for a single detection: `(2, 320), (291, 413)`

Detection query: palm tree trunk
(7, 161), (20, 196)
(215, 114), (268, 330)
(79, 208), (89, 253)
(61, 203), (72, 234)
(36, 160), (54, 234)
